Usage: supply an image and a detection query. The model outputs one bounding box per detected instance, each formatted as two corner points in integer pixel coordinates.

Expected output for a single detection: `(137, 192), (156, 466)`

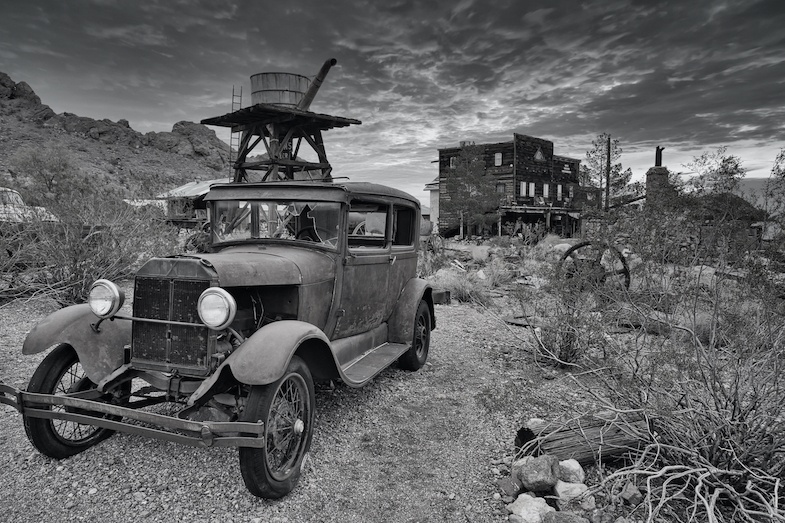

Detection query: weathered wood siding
(437, 135), (595, 234)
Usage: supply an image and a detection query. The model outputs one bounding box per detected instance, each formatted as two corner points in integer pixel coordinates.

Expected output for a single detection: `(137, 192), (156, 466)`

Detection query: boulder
(553, 480), (588, 509)
(496, 476), (523, 497)
(11, 81), (40, 104)
(512, 455), (559, 492)
(506, 493), (555, 523)
(557, 459), (585, 484)
(0, 72), (15, 99)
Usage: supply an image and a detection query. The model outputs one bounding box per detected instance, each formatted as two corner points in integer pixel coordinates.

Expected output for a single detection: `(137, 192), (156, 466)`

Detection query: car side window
(348, 201), (388, 249)
(392, 205), (415, 246)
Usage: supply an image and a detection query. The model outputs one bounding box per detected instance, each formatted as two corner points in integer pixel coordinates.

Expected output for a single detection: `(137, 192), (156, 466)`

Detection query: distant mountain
(735, 178), (774, 212)
(0, 72), (231, 198)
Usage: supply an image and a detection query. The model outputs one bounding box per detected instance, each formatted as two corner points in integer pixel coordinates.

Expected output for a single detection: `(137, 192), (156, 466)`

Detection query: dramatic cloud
(1, 0), (783, 203)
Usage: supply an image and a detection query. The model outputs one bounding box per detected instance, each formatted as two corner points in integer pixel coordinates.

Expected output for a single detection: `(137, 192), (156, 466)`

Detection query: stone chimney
(646, 166), (671, 204)
(645, 146), (675, 206)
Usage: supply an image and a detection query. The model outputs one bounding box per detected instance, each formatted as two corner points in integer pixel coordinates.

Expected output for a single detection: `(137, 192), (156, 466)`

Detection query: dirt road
(0, 299), (566, 522)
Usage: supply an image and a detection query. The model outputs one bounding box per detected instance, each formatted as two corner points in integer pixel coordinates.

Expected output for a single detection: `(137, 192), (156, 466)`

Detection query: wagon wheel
(560, 240), (630, 289)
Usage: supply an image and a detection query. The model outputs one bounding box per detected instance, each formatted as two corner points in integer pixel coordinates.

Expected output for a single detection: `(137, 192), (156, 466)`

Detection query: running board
(341, 342), (409, 384)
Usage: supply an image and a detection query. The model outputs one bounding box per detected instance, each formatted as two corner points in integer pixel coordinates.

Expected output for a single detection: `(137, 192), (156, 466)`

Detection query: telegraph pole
(604, 134), (611, 211)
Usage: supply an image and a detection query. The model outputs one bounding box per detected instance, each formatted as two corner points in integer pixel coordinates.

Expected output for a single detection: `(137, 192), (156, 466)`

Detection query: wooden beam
(238, 159), (331, 170)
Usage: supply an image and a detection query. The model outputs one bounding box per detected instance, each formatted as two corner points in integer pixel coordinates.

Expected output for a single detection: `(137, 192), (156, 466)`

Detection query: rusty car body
(1, 180), (434, 499)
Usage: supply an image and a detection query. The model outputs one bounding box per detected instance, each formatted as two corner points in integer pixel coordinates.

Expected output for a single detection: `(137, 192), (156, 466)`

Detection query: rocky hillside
(0, 72), (231, 197)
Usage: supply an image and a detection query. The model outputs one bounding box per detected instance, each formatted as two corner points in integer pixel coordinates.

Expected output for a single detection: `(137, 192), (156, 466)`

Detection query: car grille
(131, 277), (212, 375)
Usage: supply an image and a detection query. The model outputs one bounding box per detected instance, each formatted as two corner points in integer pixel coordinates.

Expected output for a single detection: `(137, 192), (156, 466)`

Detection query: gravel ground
(0, 297), (591, 523)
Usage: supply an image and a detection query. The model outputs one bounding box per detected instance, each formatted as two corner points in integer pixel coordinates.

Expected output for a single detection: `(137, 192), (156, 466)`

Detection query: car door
(387, 203), (419, 317)
(332, 200), (391, 339)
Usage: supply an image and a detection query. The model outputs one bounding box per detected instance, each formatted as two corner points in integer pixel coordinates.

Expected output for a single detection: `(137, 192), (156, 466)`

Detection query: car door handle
(389, 255), (396, 265)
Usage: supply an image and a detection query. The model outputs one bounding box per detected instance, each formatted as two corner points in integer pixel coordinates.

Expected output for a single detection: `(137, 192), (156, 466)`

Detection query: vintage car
(1, 180), (435, 499)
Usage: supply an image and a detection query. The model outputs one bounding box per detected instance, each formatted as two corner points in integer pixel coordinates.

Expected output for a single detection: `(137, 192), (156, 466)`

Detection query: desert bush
(515, 263), (606, 367)
(429, 269), (495, 307)
(417, 249), (450, 278)
(553, 201), (785, 521)
(1, 147), (178, 304)
(481, 256), (516, 288)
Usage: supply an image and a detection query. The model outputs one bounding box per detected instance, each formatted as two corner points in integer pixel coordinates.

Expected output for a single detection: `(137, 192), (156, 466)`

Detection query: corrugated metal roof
(158, 178), (232, 199)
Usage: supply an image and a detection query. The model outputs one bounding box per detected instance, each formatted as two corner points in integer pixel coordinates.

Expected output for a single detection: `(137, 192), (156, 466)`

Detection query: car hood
(193, 245), (336, 287)
(0, 204), (59, 223)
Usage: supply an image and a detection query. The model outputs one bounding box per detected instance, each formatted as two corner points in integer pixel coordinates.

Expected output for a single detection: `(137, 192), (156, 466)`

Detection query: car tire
(239, 356), (315, 499)
(23, 344), (117, 459)
(398, 300), (431, 371)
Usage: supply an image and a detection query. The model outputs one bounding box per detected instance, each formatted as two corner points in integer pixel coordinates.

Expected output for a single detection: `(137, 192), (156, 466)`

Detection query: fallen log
(515, 411), (650, 466)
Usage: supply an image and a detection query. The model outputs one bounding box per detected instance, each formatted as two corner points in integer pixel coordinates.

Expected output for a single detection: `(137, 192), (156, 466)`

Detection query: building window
(449, 156), (457, 169)
(496, 183), (505, 194)
(494, 152), (502, 166)
(528, 182), (536, 197)
(543, 183), (549, 198)
(557, 184), (563, 200)
(569, 186), (574, 199)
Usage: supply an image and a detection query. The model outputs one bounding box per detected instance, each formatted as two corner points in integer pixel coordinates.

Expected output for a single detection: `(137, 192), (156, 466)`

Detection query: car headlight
(88, 279), (124, 318)
(198, 288), (237, 330)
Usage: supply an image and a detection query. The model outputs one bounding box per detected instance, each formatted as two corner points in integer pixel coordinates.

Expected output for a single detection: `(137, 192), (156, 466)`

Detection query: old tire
(398, 300), (431, 371)
(23, 344), (117, 459)
(239, 356), (315, 499)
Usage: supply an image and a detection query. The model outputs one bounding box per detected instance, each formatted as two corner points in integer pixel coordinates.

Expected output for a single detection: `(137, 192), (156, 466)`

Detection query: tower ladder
(228, 85), (243, 169)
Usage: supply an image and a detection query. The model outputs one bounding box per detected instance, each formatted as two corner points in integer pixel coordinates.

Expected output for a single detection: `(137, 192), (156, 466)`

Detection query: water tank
(250, 72), (311, 106)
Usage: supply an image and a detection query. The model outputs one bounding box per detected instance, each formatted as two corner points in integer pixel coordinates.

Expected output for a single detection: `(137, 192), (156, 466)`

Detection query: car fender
(22, 304), (129, 384)
(189, 320), (334, 405)
(387, 278), (434, 344)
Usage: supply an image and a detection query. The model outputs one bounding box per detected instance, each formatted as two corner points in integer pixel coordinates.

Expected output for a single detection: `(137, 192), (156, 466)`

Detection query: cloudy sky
(1, 0), (784, 204)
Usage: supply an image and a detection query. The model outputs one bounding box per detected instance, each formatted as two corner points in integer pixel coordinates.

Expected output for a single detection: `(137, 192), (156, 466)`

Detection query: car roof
(204, 181), (420, 208)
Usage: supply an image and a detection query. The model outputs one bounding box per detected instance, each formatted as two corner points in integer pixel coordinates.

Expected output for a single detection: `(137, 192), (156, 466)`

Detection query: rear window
(348, 202), (387, 248)
(393, 206), (415, 246)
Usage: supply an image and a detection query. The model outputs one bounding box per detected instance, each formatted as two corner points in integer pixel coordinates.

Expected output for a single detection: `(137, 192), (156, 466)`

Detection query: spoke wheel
(239, 356), (315, 499)
(398, 300), (431, 370)
(23, 344), (119, 459)
(560, 240), (631, 290)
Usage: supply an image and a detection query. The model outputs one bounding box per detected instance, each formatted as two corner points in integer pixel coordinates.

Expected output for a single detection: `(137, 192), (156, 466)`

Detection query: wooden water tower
(201, 58), (361, 183)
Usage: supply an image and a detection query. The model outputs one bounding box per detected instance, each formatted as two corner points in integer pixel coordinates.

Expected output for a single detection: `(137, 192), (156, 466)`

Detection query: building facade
(429, 133), (601, 237)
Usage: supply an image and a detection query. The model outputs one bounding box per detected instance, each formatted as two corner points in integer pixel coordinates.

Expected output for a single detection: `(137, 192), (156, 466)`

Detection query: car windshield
(0, 190), (24, 206)
(211, 200), (342, 247)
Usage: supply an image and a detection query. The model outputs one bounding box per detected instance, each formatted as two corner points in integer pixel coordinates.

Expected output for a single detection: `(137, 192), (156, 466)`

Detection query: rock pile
(496, 454), (642, 523)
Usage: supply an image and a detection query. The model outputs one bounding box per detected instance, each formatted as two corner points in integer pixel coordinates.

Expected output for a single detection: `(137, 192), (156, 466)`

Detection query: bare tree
(579, 133), (632, 209)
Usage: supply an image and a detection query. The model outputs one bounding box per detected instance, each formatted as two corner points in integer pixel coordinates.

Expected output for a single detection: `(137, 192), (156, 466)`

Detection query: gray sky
(1, 0), (784, 203)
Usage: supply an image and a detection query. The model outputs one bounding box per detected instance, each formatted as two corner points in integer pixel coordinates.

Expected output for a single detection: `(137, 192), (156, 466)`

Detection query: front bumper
(0, 380), (264, 448)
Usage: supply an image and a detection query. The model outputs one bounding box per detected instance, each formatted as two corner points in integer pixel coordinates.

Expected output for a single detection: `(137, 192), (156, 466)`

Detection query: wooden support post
(604, 134), (611, 211)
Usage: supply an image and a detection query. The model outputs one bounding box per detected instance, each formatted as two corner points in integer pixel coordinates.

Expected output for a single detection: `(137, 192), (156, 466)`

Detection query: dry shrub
(1, 147), (178, 305)
(572, 203), (785, 521)
(1, 201), (178, 305)
(430, 270), (494, 307)
(481, 256), (516, 288)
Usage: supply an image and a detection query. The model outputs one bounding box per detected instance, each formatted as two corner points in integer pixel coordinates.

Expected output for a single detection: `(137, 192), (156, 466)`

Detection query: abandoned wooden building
(428, 133), (601, 237)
